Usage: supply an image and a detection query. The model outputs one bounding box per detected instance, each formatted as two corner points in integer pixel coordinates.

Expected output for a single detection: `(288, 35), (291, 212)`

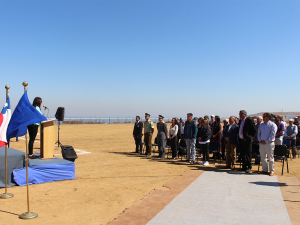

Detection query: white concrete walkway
(147, 171), (291, 225)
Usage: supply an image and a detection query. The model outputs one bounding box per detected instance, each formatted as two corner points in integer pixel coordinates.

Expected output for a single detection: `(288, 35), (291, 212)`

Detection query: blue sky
(1, 0), (299, 118)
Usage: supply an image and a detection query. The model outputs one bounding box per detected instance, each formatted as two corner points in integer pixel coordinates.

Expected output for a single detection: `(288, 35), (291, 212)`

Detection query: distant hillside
(248, 112), (300, 121)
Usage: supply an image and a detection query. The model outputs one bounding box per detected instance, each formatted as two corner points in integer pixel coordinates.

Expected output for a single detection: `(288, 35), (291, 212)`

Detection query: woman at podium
(27, 97), (45, 159)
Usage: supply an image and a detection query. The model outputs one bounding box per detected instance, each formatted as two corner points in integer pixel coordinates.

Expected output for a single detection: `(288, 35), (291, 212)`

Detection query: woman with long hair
(211, 115), (223, 142)
(27, 97), (44, 159)
(198, 117), (204, 129)
(169, 118), (179, 159)
(197, 119), (211, 166)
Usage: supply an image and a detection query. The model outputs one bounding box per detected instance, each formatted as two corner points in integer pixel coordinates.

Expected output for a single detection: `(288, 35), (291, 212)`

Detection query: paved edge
(278, 176), (300, 225)
(108, 171), (300, 225)
(108, 170), (203, 225)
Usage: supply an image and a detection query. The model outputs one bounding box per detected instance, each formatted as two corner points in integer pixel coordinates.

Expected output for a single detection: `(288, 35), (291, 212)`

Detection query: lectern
(40, 120), (56, 159)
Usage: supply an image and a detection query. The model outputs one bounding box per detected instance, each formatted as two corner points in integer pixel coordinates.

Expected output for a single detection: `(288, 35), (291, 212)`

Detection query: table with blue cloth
(0, 146), (25, 188)
(13, 157), (75, 186)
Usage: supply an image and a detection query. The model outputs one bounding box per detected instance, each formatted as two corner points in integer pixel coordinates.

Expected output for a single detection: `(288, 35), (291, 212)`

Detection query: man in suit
(157, 115), (168, 158)
(133, 116), (143, 154)
(238, 110), (256, 173)
(224, 116), (239, 169)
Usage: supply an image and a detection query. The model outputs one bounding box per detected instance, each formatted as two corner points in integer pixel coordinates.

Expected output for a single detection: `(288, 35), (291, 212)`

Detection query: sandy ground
(1, 123), (300, 225)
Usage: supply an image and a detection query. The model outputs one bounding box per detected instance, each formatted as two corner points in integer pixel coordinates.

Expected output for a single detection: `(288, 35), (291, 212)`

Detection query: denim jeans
(186, 139), (196, 161)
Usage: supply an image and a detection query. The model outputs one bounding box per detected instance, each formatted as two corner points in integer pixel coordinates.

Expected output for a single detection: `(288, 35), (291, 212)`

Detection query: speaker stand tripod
(55, 121), (62, 147)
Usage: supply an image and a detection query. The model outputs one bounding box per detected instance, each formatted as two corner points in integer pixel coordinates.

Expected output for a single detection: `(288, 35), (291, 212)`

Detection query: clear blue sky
(1, 0), (299, 118)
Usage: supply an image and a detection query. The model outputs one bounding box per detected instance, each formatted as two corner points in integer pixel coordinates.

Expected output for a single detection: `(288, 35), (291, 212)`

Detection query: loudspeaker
(61, 145), (78, 162)
(55, 107), (65, 121)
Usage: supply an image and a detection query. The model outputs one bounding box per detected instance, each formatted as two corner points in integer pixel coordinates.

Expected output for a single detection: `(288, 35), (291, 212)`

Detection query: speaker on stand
(55, 107), (65, 147)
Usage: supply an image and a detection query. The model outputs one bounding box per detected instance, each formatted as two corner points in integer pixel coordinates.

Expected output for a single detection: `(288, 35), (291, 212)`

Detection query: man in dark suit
(133, 116), (143, 154)
(224, 116), (239, 169)
(238, 110), (256, 173)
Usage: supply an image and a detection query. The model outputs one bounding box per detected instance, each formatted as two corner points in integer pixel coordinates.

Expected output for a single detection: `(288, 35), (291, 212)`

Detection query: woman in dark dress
(197, 119), (211, 166)
(27, 97), (44, 159)
(211, 115), (223, 142)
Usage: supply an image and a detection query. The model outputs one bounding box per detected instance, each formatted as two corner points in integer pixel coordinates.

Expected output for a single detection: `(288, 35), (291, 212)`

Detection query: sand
(1, 123), (300, 225)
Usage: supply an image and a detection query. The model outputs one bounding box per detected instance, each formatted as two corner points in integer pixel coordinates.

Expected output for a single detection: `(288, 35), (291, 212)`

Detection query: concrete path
(147, 171), (292, 225)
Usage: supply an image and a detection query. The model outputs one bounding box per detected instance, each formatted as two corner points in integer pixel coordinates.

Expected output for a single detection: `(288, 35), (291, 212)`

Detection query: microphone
(43, 106), (49, 110)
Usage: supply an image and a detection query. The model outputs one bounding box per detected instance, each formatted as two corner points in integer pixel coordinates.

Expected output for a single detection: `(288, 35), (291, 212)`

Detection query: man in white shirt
(285, 119), (298, 159)
(257, 112), (277, 176)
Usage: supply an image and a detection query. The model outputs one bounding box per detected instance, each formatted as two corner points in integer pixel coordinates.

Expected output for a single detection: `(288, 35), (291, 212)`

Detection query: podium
(40, 120), (56, 159)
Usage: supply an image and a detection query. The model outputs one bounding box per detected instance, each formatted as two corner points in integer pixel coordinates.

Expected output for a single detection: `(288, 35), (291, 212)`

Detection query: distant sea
(48, 117), (187, 124)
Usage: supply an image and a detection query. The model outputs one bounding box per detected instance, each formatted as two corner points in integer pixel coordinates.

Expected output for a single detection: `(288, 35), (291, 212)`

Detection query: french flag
(0, 96), (11, 147)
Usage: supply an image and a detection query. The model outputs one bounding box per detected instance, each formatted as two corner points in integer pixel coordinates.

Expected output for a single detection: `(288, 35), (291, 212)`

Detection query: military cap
(145, 113), (150, 117)
(158, 115), (164, 119)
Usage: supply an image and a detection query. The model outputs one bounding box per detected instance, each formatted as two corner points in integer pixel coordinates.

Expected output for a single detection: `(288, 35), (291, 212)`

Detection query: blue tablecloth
(13, 158), (75, 186)
(0, 147), (25, 188)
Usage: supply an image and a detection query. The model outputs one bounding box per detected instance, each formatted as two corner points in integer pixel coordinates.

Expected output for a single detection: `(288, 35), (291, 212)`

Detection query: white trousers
(259, 142), (275, 173)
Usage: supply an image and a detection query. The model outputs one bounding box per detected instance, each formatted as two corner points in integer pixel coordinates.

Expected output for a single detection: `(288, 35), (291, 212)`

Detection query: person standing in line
(181, 121), (185, 140)
(197, 119), (211, 166)
(198, 117), (204, 128)
(157, 115), (168, 158)
(183, 113), (198, 164)
(169, 118), (179, 159)
(238, 110), (256, 173)
(204, 115), (209, 121)
(285, 119), (298, 159)
(253, 117), (257, 125)
(27, 97), (45, 159)
(275, 116), (285, 145)
(254, 116), (263, 143)
(144, 113), (154, 156)
(280, 116), (287, 128)
(209, 115), (215, 127)
(293, 117), (300, 139)
(175, 117), (182, 142)
(221, 118), (228, 160)
(211, 116), (223, 142)
(223, 116), (239, 169)
(133, 116), (143, 154)
(257, 112), (277, 176)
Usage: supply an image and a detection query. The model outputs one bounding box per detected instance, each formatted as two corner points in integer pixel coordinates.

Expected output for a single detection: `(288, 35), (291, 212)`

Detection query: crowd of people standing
(133, 111), (299, 176)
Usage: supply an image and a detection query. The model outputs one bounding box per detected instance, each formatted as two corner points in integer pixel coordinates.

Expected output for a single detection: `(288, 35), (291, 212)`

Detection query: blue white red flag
(6, 91), (47, 146)
(0, 96), (11, 147)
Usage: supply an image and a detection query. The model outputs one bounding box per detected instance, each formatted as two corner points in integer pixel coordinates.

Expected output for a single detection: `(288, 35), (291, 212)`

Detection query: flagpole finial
(22, 81), (28, 87)
(5, 85), (10, 90)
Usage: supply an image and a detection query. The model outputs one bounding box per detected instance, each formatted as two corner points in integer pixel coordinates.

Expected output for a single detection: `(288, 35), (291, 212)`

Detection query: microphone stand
(55, 120), (62, 147)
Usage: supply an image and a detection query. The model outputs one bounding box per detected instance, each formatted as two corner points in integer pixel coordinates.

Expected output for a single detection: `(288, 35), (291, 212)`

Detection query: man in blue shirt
(183, 113), (198, 164)
(257, 112), (277, 176)
(275, 116), (285, 145)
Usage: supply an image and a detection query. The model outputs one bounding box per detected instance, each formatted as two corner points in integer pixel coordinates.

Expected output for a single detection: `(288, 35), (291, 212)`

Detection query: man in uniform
(157, 115), (168, 158)
(144, 113), (154, 156)
(133, 116), (143, 154)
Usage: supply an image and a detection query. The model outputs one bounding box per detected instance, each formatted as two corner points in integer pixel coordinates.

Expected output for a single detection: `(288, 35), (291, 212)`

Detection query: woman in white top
(169, 118), (178, 159)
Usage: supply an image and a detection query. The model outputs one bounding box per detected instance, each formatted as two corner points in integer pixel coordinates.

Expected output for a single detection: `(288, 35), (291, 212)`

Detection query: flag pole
(0, 85), (14, 199)
(19, 81), (38, 219)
